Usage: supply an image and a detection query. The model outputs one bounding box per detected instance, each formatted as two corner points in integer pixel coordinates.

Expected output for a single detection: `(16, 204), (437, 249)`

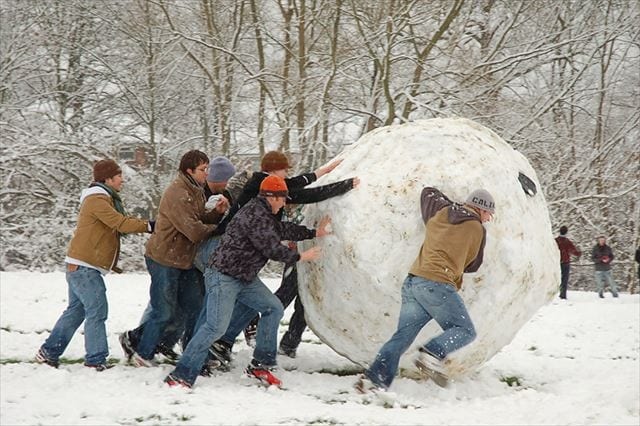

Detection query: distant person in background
(635, 246), (640, 284)
(591, 235), (618, 298)
(555, 226), (581, 300)
(355, 187), (493, 392)
(36, 160), (153, 371)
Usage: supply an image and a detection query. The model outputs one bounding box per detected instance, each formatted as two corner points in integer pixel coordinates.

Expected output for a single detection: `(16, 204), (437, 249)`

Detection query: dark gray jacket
(210, 196), (316, 282)
(592, 244), (614, 271)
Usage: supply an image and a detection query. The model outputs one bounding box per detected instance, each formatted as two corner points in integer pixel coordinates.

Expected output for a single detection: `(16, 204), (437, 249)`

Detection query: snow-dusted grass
(1, 271), (638, 425)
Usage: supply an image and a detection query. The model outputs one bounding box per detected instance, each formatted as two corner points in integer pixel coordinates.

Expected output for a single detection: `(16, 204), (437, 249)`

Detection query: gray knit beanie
(207, 156), (236, 183)
(465, 189), (495, 213)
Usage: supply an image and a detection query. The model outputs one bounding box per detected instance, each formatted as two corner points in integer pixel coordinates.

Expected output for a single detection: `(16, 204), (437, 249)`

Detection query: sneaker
(414, 350), (449, 388)
(278, 345), (297, 359)
(164, 373), (192, 389)
(84, 362), (115, 372)
(119, 331), (135, 361)
(131, 351), (157, 368)
(245, 359), (281, 387)
(35, 348), (59, 368)
(199, 364), (214, 377)
(244, 324), (257, 348)
(208, 341), (232, 371)
(354, 374), (385, 394)
(155, 344), (180, 364)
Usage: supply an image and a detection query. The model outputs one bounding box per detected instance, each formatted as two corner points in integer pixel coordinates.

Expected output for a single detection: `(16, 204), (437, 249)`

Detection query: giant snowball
(297, 117), (559, 379)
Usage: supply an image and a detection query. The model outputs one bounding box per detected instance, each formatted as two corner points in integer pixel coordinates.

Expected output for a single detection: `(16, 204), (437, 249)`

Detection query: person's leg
(595, 271), (605, 297)
(279, 295), (306, 355)
(40, 268), (88, 361)
(236, 277), (284, 367)
(136, 257), (181, 359)
(275, 264), (298, 308)
(177, 268), (205, 349)
(220, 302), (260, 345)
(559, 263), (570, 299)
(243, 263), (299, 349)
(365, 276), (429, 389)
(243, 315), (259, 347)
(415, 280), (476, 360)
(605, 270), (619, 297)
(71, 267), (109, 365)
(170, 268), (241, 386)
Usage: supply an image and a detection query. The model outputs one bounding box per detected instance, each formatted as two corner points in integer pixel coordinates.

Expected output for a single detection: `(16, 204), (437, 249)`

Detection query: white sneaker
(414, 351), (449, 388)
(131, 352), (157, 368)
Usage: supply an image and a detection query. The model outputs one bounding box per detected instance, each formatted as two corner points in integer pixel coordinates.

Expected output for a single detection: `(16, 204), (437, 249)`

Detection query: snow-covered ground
(1, 271), (638, 425)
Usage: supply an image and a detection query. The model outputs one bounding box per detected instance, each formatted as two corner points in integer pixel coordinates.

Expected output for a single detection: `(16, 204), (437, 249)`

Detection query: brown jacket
(409, 187), (486, 290)
(67, 187), (149, 272)
(145, 172), (224, 269)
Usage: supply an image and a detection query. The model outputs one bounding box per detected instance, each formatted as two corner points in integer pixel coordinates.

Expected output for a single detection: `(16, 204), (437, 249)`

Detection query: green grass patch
(315, 365), (363, 377)
(500, 375), (522, 387)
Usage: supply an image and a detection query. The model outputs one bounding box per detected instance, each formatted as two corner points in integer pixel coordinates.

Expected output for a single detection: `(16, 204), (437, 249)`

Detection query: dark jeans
(131, 275), (200, 353)
(559, 263), (571, 299)
(136, 257), (204, 359)
(277, 265), (307, 350)
(223, 264), (306, 350)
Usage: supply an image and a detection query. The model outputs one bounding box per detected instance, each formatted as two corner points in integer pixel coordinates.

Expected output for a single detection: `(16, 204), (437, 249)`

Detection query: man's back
(555, 236), (580, 264)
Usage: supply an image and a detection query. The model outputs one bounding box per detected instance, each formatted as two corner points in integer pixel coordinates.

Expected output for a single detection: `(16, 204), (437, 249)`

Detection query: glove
(205, 194), (222, 211)
(148, 220), (156, 233)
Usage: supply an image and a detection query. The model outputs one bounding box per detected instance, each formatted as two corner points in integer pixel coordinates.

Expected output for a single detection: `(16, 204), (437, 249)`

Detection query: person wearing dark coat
(555, 226), (581, 299)
(592, 235), (618, 298)
(635, 246), (640, 283)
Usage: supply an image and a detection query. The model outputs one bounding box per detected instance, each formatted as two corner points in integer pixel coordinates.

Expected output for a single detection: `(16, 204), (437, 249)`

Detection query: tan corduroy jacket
(66, 187), (149, 272)
(145, 172), (224, 269)
(409, 187), (486, 290)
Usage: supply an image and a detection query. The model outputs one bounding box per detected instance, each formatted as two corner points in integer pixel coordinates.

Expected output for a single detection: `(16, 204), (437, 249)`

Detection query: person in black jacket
(163, 175), (331, 388)
(592, 235), (618, 298)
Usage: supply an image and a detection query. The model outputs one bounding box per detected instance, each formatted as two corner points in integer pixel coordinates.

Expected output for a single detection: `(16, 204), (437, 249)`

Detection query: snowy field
(1, 271), (638, 426)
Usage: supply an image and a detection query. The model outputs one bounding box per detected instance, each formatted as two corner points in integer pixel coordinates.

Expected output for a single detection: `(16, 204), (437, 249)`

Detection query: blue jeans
(194, 237), (221, 273)
(365, 275), (476, 389)
(171, 267), (284, 386)
(136, 257), (204, 359)
(595, 270), (618, 296)
(40, 266), (109, 365)
(215, 263), (301, 349)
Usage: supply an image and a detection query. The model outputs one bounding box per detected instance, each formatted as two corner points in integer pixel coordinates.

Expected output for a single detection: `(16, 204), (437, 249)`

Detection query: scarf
(90, 182), (126, 215)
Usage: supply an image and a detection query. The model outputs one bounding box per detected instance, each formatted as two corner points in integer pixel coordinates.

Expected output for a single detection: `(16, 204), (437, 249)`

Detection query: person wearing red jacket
(555, 226), (581, 300)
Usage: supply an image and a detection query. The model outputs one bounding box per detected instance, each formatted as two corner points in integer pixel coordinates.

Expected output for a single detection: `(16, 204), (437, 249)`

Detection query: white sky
(1, 272), (638, 425)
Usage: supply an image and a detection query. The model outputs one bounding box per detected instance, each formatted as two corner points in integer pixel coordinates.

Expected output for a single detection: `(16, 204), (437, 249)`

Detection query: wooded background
(1, 0), (638, 291)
